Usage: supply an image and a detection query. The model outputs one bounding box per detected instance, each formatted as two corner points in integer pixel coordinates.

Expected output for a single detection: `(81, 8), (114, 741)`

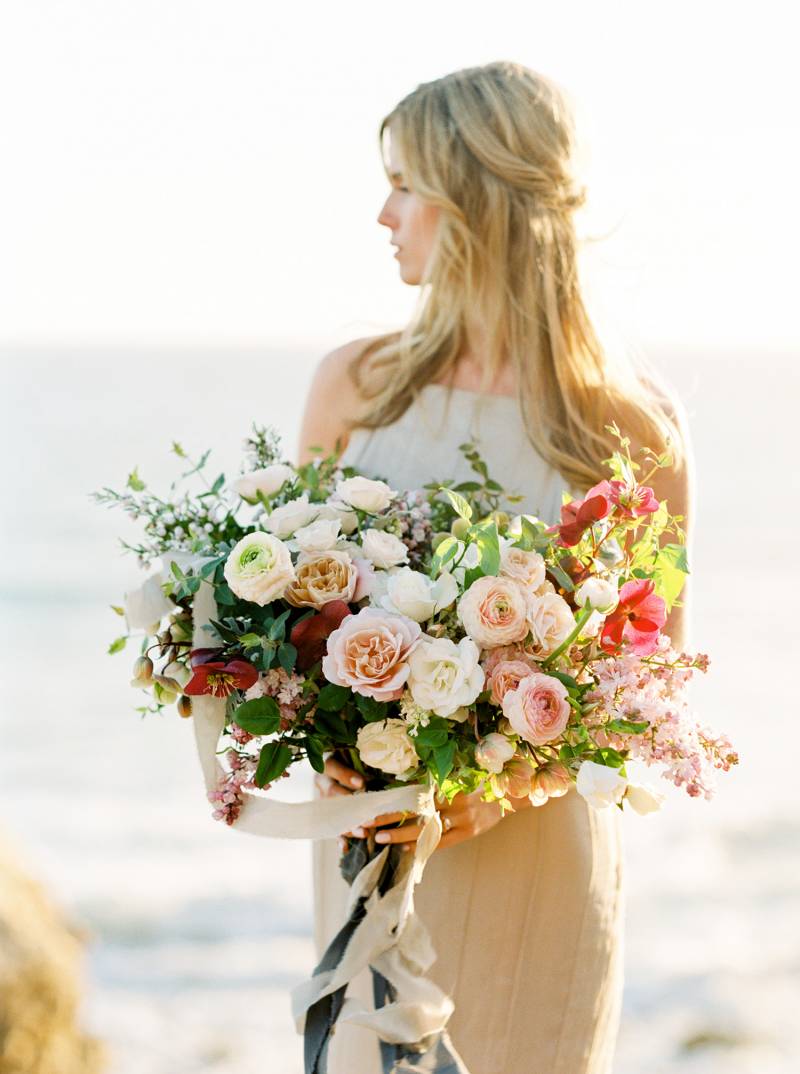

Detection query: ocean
(1, 345), (797, 1073)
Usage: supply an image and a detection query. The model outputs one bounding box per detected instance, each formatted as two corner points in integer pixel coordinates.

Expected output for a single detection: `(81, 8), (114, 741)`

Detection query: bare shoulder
(295, 335), (383, 467)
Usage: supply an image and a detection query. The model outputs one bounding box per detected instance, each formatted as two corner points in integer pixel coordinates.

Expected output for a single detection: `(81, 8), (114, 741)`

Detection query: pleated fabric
(310, 383), (625, 1073)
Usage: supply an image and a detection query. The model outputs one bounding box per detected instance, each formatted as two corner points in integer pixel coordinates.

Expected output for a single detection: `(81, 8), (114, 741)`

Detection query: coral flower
(547, 480), (615, 546)
(599, 578), (666, 656)
(184, 648), (259, 697)
(289, 599), (352, 670)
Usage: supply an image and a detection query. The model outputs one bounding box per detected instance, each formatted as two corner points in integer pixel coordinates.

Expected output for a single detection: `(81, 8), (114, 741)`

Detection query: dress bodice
(338, 382), (578, 525)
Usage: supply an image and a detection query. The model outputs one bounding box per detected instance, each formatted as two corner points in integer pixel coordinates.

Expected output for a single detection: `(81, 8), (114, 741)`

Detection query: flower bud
(450, 517), (470, 540)
(574, 576), (619, 614)
(177, 696), (193, 719)
(132, 655), (154, 683)
(163, 660), (191, 688)
(490, 511), (510, 531)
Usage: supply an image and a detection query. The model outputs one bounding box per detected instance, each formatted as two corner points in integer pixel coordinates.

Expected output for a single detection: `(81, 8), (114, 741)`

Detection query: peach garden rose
(284, 550), (361, 609)
(322, 607), (422, 702)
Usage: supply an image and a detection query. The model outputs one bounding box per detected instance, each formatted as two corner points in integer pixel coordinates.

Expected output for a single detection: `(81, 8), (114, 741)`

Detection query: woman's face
(377, 130), (440, 285)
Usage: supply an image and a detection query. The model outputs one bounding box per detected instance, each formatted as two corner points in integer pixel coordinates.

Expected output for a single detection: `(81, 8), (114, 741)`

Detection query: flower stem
(541, 606), (594, 670)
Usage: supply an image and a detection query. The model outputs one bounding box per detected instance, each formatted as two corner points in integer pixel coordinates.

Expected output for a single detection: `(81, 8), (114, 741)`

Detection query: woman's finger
(361, 809), (417, 829)
(374, 822), (424, 845)
(323, 756), (365, 789)
(314, 774), (353, 799)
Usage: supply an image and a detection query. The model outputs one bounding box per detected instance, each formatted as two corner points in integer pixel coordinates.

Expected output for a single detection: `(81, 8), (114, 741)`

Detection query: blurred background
(1, 2), (798, 1072)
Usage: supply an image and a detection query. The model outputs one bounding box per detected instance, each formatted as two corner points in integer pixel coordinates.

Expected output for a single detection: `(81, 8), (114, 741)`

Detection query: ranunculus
(407, 635), (485, 717)
(289, 599), (351, 670)
(529, 763), (572, 807)
(224, 531), (296, 605)
(486, 659), (536, 705)
(474, 732), (516, 774)
(379, 567), (458, 623)
(502, 672), (571, 746)
(284, 550), (358, 608)
(576, 760), (627, 809)
(624, 782), (665, 815)
(356, 718), (419, 775)
(322, 607), (421, 701)
(233, 463), (295, 500)
(526, 592), (576, 658)
(574, 576), (620, 614)
(262, 493), (320, 538)
(292, 517), (342, 554)
(499, 546), (546, 591)
(335, 476), (396, 513)
(480, 645), (539, 678)
(457, 576), (530, 648)
(360, 528), (409, 568)
(599, 578), (666, 657)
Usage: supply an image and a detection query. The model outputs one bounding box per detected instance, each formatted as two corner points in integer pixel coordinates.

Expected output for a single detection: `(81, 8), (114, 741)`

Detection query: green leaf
(431, 740), (456, 782)
(439, 486), (473, 522)
(214, 583), (237, 606)
(238, 632), (264, 649)
(254, 742), (293, 787)
(548, 560), (575, 592)
(452, 481), (482, 492)
(354, 693), (387, 722)
(652, 542), (689, 610)
(306, 736), (326, 773)
(548, 670), (581, 693)
(126, 467), (146, 492)
(170, 560), (186, 580)
(108, 635), (127, 654)
(231, 696), (281, 735)
(277, 642), (297, 673)
(110, 604), (125, 616)
(268, 608), (291, 641)
(469, 518), (501, 576)
(413, 725), (449, 750)
(431, 535), (460, 575)
(606, 717), (650, 735)
(314, 708), (351, 742)
(316, 683), (350, 711)
(210, 473), (226, 494)
(200, 556), (225, 579)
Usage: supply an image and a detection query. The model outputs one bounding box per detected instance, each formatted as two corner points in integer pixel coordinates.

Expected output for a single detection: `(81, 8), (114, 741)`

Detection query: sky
(0, 0), (796, 352)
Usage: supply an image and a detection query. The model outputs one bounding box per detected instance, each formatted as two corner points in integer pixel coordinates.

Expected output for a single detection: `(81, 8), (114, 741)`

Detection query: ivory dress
(311, 383), (625, 1074)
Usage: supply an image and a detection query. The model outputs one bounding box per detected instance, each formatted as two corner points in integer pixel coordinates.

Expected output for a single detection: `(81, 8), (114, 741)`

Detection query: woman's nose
(377, 196), (396, 229)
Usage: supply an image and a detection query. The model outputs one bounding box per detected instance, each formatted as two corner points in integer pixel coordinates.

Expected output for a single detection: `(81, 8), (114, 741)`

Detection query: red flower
(599, 578), (667, 656)
(184, 648), (259, 698)
(546, 480), (615, 546)
(607, 479), (660, 518)
(290, 600), (352, 671)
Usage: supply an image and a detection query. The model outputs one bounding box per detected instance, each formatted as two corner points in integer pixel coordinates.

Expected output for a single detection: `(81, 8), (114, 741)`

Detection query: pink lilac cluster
(394, 490), (434, 567)
(244, 667), (307, 730)
(585, 634), (737, 799)
(207, 750), (257, 825)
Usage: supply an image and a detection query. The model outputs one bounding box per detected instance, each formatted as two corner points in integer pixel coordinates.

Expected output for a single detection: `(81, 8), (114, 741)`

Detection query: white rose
(356, 718), (419, 775)
(574, 576), (619, 614)
(233, 463), (295, 500)
(526, 591), (576, 658)
(407, 635), (485, 718)
(380, 567), (458, 622)
(361, 528), (410, 568)
(474, 732), (516, 774)
(335, 475), (397, 514)
(292, 517), (342, 554)
(625, 782), (665, 815)
(262, 493), (320, 538)
(223, 531), (296, 605)
(315, 498), (359, 535)
(576, 760), (628, 809)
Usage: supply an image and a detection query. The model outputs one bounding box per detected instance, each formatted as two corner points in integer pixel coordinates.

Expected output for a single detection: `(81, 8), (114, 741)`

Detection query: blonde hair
(346, 60), (685, 493)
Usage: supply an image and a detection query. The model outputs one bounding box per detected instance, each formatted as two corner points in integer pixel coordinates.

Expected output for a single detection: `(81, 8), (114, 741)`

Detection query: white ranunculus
(361, 528), (410, 568)
(625, 782), (665, 815)
(314, 498), (359, 535)
(407, 635), (485, 718)
(292, 517), (342, 554)
(356, 718), (419, 775)
(262, 493), (320, 538)
(223, 531), (296, 605)
(233, 463), (295, 500)
(474, 732), (516, 774)
(576, 760), (628, 809)
(335, 475), (397, 514)
(380, 567), (459, 622)
(574, 576), (619, 614)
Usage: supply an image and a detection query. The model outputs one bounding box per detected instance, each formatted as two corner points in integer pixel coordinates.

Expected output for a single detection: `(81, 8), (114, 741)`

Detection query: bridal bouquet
(92, 422), (736, 1072)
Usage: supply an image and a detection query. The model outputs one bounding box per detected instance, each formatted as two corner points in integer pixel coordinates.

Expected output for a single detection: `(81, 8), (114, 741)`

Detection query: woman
(297, 61), (692, 1074)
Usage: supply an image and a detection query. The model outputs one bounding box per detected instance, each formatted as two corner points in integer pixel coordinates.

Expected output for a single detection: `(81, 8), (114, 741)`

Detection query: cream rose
(379, 567), (458, 623)
(284, 550), (358, 608)
(474, 732), (516, 774)
(356, 718), (419, 775)
(335, 476), (396, 513)
(262, 493), (320, 538)
(502, 672), (571, 746)
(361, 528), (410, 568)
(292, 517), (342, 554)
(314, 499), (359, 535)
(407, 635), (485, 717)
(457, 575), (531, 648)
(223, 531), (296, 606)
(574, 576), (619, 614)
(499, 546), (546, 591)
(576, 760), (628, 809)
(526, 591), (576, 658)
(233, 463), (295, 500)
(322, 607), (421, 701)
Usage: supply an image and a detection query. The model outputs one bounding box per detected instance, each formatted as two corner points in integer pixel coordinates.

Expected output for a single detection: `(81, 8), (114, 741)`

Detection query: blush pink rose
(502, 672), (571, 746)
(322, 607), (421, 702)
(486, 659), (537, 706)
(457, 576), (530, 648)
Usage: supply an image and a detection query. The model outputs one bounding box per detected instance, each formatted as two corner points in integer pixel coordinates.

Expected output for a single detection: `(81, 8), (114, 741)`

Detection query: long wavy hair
(345, 61), (685, 493)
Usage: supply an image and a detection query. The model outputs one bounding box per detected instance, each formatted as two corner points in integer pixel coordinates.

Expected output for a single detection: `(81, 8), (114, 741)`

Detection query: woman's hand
(313, 756), (368, 848)
(362, 787), (511, 853)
